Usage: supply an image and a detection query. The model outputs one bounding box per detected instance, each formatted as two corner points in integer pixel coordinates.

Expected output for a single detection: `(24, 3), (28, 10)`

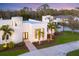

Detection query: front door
(23, 32), (28, 40)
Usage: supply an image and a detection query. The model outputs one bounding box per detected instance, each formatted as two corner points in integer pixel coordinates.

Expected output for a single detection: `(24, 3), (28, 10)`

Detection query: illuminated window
(35, 29), (41, 39)
(23, 32), (28, 40)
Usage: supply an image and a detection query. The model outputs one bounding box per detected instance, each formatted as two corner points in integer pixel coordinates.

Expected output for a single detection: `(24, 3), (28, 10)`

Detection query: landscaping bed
(33, 31), (79, 49)
(0, 42), (29, 56)
(67, 49), (79, 56)
(33, 40), (56, 49)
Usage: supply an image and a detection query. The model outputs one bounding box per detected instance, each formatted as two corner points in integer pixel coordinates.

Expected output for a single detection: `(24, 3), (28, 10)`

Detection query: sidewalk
(20, 41), (79, 56)
(24, 40), (37, 52)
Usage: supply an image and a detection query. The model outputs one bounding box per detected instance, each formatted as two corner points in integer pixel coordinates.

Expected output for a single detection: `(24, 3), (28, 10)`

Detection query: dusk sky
(0, 3), (79, 11)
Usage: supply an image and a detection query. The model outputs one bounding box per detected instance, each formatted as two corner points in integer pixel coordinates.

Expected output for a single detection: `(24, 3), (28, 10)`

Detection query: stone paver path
(20, 41), (79, 56)
(24, 40), (37, 52)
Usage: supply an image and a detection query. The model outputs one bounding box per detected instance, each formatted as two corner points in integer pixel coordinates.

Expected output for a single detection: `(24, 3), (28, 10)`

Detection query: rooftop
(23, 19), (41, 24)
(54, 15), (74, 19)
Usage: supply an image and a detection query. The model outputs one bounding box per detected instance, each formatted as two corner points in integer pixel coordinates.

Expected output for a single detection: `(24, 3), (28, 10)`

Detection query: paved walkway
(20, 41), (79, 56)
(24, 40), (37, 51)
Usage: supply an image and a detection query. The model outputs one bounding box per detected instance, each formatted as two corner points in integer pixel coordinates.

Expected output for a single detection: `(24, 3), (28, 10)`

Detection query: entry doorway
(23, 32), (28, 40)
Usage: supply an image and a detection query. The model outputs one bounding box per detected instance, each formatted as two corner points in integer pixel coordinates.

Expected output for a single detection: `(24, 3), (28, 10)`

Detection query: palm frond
(2, 33), (6, 40)
(0, 25), (14, 40)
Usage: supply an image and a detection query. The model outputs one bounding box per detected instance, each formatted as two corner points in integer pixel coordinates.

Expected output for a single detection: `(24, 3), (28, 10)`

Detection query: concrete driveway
(20, 41), (79, 56)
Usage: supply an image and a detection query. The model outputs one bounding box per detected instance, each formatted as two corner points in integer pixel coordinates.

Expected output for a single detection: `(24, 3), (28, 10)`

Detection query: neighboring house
(42, 15), (79, 24)
(54, 15), (79, 23)
(42, 15), (64, 24)
(0, 17), (47, 44)
(74, 17), (79, 21)
(54, 15), (74, 24)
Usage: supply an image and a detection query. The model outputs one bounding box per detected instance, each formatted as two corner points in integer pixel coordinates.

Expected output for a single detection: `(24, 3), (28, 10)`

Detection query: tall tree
(37, 29), (41, 45)
(68, 17), (79, 33)
(0, 25), (14, 47)
(47, 22), (55, 41)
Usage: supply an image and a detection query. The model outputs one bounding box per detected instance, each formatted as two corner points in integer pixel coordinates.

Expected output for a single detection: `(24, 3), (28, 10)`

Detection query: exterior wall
(23, 23), (32, 40)
(11, 17), (23, 27)
(0, 17), (23, 44)
(29, 22), (47, 42)
(42, 16), (49, 23)
(0, 31), (3, 44)
(74, 17), (79, 21)
(23, 21), (47, 43)
(11, 27), (23, 44)
(0, 20), (12, 26)
(11, 17), (23, 44)
(55, 18), (62, 23)
(42, 15), (54, 23)
(0, 17), (48, 44)
(0, 20), (12, 44)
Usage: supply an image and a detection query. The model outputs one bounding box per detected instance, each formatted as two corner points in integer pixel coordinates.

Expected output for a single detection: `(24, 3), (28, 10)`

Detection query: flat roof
(23, 21), (41, 24)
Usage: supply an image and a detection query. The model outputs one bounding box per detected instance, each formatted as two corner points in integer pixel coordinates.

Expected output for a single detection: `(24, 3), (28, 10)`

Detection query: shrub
(54, 32), (60, 36)
(0, 44), (8, 51)
(8, 41), (15, 48)
(2, 44), (7, 48)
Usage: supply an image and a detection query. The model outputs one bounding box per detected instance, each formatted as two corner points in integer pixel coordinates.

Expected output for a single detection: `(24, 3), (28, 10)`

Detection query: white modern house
(74, 17), (79, 21)
(0, 17), (47, 44)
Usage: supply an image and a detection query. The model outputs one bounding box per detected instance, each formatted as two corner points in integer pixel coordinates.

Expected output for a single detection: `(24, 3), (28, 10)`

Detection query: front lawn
(0, 42), (29, 56)
(33, 31), (79, 49)
(67, 49), (79, 56)
(55, 31), (79, 44)
(0, 49), (27, 56)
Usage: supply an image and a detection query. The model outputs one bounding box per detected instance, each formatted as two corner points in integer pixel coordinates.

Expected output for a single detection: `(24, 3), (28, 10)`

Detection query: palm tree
(37, 29), (42, 45)
(0, 25), (14, 47)
(61, 19), (65, 32)
(47, 22), (55, 41)
(41, 29), (44, 41)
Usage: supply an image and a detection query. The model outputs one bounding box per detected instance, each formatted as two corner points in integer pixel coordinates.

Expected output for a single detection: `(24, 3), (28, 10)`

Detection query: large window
(35, 29), (41, 39)
(23, 32), (28, 40)
(35, 28), (44, 39)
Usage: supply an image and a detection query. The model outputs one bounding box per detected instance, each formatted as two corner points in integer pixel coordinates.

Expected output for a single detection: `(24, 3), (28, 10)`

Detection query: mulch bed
(33, 39), (56, 49)
(33, 32), (62, 49)
(0, 42), (29, 52)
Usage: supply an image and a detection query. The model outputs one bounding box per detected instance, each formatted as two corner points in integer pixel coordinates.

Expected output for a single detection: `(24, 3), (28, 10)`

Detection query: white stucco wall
(11, 17), (23, 44)
(0, 17), (48, 44)
(23, 21), (47, 43)
(42, 15), (54, 23)
(0, 17), (23, 44)
(11, 27), (23, 44)
(29, 22), (47, 42)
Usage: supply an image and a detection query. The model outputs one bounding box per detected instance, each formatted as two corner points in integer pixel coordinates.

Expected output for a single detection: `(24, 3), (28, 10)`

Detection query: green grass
(34, 31), (79, 49)
(67, 49), (79, 56)
(0, 42), (29, 56)
(55, 31), (79, 44)
(0, 49), (28, 56)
